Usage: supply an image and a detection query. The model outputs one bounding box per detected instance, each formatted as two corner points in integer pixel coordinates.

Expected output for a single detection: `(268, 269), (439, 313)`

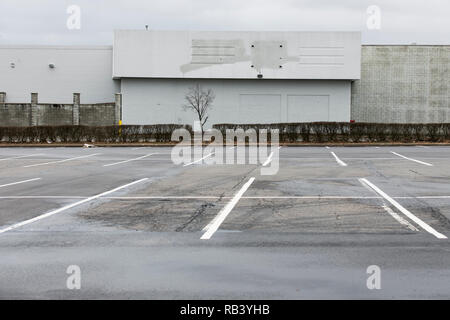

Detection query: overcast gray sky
(0, 0), (448, 45)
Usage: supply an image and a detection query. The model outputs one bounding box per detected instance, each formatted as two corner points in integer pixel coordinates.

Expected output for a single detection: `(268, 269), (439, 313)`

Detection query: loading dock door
(239, 94), (281, 124)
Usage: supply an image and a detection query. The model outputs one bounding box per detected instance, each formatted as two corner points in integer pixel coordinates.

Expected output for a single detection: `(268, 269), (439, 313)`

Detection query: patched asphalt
(0, 146), (449, 299)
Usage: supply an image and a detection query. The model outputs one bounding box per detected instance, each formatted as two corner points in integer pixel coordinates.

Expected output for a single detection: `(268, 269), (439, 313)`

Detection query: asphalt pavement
(0, 145), (449, 299)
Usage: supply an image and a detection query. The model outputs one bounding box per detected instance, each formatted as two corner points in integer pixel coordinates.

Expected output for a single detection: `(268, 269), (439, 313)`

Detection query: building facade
(0, 30), (449, 126)
(351, 45), (450, 123)
(114, 30), (360, 126)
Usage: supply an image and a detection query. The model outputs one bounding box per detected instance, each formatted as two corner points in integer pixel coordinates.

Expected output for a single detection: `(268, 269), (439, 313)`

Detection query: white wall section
(0, 46), (119, 103)
(113, 30), (361, 80)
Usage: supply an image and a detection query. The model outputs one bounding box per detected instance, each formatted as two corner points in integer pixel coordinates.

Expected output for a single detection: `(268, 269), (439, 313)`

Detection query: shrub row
(213, 122), (450, 143)
(1, 123), (449, 144)
(0, 125), (192, 143)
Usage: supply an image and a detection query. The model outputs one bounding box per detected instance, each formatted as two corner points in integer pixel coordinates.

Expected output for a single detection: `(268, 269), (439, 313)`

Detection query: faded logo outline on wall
(180, 39), (299, 76)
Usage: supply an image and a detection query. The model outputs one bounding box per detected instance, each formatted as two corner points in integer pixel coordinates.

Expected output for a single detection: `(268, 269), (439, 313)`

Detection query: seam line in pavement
(359, 178), (447, 239)
(201, 177), (255, 240)
(3, 195), (450, 200)
(382, 205), (419, 231)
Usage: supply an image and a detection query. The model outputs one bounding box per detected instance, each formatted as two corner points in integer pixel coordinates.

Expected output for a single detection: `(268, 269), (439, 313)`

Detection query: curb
(1, 143), (450, 148)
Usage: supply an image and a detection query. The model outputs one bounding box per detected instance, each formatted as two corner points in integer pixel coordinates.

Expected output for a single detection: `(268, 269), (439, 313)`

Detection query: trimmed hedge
(213, 122), (450, 143)
(0, 124), (192, 143)
(1, 123), (449, 144)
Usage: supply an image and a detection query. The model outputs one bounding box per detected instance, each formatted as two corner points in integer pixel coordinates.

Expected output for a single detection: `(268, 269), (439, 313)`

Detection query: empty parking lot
(0, 145), (449, 299)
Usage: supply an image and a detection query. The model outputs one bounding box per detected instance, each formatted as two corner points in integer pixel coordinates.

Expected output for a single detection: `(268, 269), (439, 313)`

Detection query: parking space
(0, 145), (449, 298)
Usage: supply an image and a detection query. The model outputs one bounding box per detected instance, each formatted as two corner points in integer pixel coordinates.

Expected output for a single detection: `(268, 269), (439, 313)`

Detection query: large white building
(0, 30), (362, 126)
(0, 45), (119, 104)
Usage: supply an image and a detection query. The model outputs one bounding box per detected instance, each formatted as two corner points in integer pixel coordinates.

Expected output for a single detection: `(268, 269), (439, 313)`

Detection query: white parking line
(415, 196), (450, 199)
(24, 153), (101, 168)
(183, 152), (214, 167)
(0, 178), (41, 188)
(0, 196), (87, 199)
(2, 194), (450, 200)
(330, 152), (348, 167)
(111, 195), (378, 200)
(391, 151), (433, 166)
(0, 178), (148, 235)
(0, 154), (43, 161)
(284, 157), (400, 161)
(340, 158), (399, 160)
(359, 178), (447, 239)
(201, 177), (255, 240)
(103, 153), (157, 167)
(262, 152), (274, 167)
(0, 195), (374, 200)
(382, 205), (419, 232)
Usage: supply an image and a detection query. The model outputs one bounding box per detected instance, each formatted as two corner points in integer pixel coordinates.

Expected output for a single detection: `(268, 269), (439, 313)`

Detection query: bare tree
(183, 84), (215, 135)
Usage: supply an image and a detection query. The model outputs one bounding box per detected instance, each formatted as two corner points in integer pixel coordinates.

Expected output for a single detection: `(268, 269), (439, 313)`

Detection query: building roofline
(114, 29), (361, 34)
(362, 44), (450, 46)
(0, 45), (112, 50)
(1, 43), (446, 50)
(115, 76), (358, 81)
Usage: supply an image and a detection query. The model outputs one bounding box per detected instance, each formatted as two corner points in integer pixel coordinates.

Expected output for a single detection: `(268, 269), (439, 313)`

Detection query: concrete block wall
(0, 92), (31, 126)
(36, 104), (74, 126)
(0, 103), (31, 126)
(0, 92), (121, 126)
(352, 45), (450, 123)
(79, 103), (117, 126)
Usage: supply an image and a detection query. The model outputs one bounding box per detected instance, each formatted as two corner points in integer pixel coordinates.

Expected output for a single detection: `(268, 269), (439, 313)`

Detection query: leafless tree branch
(183, 84), (215, 135)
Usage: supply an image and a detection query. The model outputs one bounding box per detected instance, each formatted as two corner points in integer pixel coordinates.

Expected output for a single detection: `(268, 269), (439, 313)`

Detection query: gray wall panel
(121, 78), (351, 126)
